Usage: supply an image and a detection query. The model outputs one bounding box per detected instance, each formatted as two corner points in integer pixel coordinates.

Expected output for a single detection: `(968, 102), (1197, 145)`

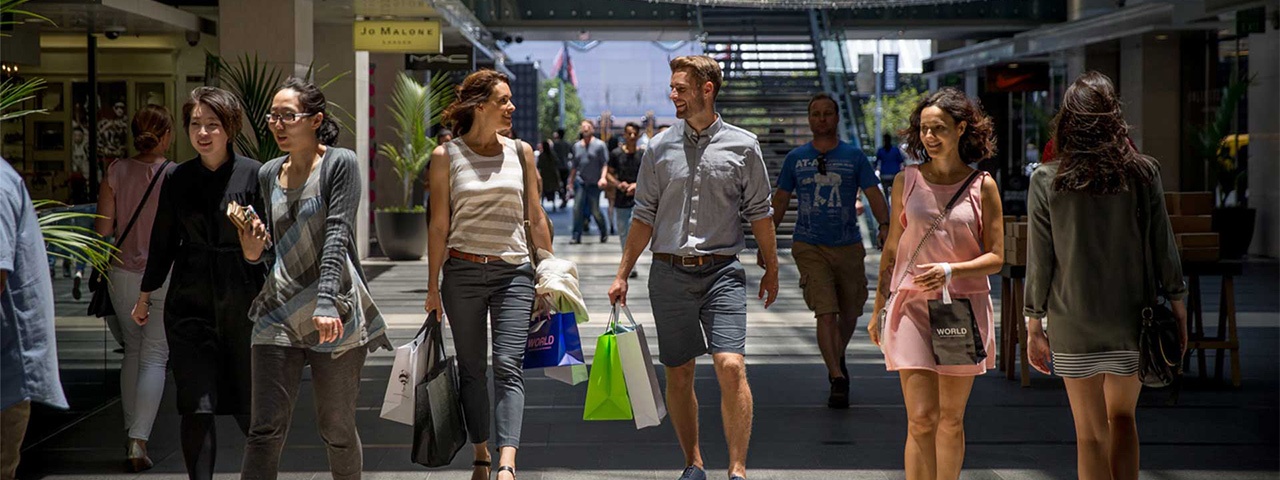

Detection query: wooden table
(998, 264), (1030, 387)
(1182, 260), (1243, 387)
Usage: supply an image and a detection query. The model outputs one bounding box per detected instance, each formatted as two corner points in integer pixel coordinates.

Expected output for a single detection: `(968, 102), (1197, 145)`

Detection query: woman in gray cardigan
(234, 78), (390, 479)
(1023, 71), (1187, 480)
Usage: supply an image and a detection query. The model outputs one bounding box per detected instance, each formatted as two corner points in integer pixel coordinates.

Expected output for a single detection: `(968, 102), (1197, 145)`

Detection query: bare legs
(1063, 374), (1142, 480)
(899, 370), (976, 480)
(666, 353), (754, 478)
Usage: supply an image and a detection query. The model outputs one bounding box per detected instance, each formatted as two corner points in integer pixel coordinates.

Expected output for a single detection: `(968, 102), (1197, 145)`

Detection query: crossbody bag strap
(114, 159), (172, 248)
(513, 139), (540, 268)
(885, 170), (983, 299)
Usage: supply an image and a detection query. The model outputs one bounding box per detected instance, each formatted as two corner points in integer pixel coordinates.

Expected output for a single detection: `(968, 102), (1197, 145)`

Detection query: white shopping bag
(380, 320), (434, 425)
(612, 306), (667, 429)
(544, 363), (589, 385)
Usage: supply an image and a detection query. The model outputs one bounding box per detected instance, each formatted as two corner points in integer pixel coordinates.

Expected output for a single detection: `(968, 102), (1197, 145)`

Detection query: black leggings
(180, 413), (249, 480)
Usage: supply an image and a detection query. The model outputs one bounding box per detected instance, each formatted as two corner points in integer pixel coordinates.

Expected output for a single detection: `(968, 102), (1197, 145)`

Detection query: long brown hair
(442, 69), (509, 136)
(1051, 71), (1157, 194)
(899, 87), (996, 163)
(131, 104), (172, 152)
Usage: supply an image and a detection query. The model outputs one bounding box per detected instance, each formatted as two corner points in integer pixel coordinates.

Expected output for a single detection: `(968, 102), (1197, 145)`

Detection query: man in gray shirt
(569, 119), (609, 244)
(608, 55), (779, 480)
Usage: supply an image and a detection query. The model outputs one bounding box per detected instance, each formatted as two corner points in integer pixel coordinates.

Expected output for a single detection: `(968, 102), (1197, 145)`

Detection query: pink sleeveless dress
(882, 165), (996, 375)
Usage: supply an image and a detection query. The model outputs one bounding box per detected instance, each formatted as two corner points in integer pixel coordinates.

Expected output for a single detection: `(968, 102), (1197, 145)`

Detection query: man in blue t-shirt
(875, 133), (906, 199)
(769, 94), (889, 409)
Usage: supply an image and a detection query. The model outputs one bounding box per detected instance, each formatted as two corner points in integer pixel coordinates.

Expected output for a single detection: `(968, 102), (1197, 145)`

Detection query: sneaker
(570, 238), (583, 245)
(72, 274), (82, 300)
(677, 466), (707, 480)
(828, 376), (849, 409)
(600, 234), (608, 244)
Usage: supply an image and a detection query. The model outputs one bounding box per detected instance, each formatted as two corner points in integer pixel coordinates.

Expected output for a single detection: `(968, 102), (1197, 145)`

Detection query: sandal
(471, 460), (491, 480)
(497, 465), (517, 479)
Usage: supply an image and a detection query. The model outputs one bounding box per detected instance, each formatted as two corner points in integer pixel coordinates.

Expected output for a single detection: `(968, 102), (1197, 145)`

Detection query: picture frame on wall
(39, 82), (64, 112)
(35, 121), (65, 151)
(136, 82), (166, 110)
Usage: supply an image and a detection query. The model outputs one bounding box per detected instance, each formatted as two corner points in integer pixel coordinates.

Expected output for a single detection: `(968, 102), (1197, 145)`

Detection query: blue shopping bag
(523, 311), (585, 370)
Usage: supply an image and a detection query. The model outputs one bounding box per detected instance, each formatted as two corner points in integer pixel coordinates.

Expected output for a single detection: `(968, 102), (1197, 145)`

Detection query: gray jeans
(242, 345), (368, 480)
(441, 257), (535, 449)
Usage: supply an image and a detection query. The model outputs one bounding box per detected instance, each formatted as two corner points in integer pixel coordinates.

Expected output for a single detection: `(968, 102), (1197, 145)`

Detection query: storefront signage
(354, 20), (441, 53)
(405, 46), (473, 71)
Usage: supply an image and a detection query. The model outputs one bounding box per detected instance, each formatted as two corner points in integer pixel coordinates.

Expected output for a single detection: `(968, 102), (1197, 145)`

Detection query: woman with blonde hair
(423, 69), (552, 480)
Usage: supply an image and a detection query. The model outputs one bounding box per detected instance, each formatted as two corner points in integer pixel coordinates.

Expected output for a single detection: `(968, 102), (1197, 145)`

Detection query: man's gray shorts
(647, 257), (748, 367)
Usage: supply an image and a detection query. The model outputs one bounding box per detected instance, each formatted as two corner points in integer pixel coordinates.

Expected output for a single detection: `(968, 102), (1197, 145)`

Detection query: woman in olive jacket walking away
(1024, 71), (1188, 480)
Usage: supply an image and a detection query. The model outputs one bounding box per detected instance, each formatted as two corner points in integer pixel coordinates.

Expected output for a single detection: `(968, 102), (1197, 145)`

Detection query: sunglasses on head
(816, 152), (827, 175)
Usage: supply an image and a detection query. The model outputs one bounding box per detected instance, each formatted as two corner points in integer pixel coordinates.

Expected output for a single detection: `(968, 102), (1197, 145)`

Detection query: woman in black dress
(132, 86), (266, 480)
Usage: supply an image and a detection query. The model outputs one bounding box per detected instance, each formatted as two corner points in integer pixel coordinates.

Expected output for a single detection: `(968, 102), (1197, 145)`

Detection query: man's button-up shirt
(632, 115), (773, 256)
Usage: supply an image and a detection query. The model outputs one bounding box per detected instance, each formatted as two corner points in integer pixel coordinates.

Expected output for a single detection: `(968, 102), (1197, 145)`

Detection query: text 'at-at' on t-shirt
(778, 141), (880, 246)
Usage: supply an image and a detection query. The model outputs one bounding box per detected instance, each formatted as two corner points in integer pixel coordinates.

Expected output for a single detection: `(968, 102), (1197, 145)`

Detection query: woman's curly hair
(1051, 71), (1157, 194)
(899, 87), (997, 163)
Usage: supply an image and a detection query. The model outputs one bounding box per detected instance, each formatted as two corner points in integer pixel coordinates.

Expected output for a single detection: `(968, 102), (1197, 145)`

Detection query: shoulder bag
(88, 160), (172, 318)
(879, 170), (986, 365)
(1135, 178), (1183, 388)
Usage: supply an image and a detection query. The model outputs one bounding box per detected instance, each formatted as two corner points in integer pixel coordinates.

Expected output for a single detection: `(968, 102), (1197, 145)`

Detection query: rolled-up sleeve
(632, 145), (660, 227)
(1023, 168), (1054, 319)
(739, 142), (773, 222)
(1148, 174), (1187, 301)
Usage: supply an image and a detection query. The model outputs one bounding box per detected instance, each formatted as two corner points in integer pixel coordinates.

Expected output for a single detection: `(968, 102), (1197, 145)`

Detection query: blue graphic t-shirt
(777, 141), (880, 246)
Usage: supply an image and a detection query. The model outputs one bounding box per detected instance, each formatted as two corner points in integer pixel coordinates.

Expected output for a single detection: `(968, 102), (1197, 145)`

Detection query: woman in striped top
(235, 78), (390, 479)
(424, 69), (552, 480)
(1024, 72), (1187, 480)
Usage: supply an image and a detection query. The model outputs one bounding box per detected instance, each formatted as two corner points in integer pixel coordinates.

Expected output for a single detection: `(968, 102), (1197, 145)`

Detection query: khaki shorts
(792, 241), (870, 317)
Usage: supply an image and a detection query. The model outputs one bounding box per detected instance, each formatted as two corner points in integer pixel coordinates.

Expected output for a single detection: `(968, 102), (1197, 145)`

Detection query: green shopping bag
(583, 317), (633, 421)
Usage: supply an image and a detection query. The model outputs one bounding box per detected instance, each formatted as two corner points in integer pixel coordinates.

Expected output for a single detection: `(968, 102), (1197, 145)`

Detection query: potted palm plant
(1194, 74), (1254, 259)
(374, 72), (453, 260)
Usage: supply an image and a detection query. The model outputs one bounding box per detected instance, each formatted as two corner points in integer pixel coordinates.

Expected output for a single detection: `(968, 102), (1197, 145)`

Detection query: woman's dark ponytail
(279, 77), (341, 146)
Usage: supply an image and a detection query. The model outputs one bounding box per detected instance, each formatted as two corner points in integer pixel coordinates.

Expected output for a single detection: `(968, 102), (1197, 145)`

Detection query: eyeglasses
(264, 112), (315, 124)
(816, 152), (827, 176)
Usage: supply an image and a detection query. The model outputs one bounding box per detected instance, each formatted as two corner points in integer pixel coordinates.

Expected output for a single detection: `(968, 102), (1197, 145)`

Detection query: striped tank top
(446, 137), (529, 264)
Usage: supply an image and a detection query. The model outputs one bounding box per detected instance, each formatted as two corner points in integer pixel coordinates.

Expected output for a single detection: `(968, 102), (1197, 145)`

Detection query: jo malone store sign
(354, 20), (442, 53)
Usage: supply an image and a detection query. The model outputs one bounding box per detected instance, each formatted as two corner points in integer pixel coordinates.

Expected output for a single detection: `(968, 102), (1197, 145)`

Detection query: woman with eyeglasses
(135, 87), (265, 480)
(235, 77), (390, 480)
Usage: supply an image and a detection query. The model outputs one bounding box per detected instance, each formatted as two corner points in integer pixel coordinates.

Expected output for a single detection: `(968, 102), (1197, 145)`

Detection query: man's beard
(676, 94), (707, 119)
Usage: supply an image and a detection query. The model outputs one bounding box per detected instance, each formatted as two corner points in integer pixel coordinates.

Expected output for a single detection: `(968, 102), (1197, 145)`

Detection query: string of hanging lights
(647, 0), (979, 8)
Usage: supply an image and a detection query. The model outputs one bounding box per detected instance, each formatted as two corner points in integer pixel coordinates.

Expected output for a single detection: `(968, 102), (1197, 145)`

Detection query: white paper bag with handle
(380, 319), (433, 425)
(612, 305), (667, 429)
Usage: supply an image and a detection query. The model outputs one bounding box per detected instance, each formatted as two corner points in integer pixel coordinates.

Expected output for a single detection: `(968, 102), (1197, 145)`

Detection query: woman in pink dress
(868, 87), (1004, 480)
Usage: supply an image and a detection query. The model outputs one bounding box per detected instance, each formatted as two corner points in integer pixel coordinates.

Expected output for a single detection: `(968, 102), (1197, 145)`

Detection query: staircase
(698, 7), (866, 249)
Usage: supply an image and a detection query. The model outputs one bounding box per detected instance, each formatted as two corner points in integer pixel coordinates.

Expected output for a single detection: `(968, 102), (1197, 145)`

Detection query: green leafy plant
(1192, 74), (1253, 207)
(0, 0), (50, 35)
(34, 201), (117, 276)
(209, 53), (352, 162)
(861, 86), (926, 147)
(0, 77), (47, 122)
(539, 78), (584, 140)
(376, 72), (453, 210)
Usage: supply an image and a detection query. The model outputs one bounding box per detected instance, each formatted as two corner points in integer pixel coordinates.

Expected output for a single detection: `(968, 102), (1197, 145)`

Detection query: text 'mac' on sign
(405, 46), (474, 71)
(354, 20), (441, 53)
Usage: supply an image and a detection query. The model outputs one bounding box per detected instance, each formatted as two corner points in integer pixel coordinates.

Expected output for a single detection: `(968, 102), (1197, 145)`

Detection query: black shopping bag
(927, 298), (987, 366)
(411, 313), (468, 468)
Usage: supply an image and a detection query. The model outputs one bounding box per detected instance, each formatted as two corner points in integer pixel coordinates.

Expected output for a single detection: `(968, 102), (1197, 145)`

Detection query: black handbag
(87, 160), (171, 318)
(1135, 179), (1182, 388)
(878, 170), (985, 365)
(411, 312), (468, 468)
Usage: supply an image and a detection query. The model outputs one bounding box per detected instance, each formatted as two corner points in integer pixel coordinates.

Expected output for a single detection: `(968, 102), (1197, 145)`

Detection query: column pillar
(219, 0), (314, 78)
(1248, 6), (1279, 257)
(1120, 32), (1181, 191)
